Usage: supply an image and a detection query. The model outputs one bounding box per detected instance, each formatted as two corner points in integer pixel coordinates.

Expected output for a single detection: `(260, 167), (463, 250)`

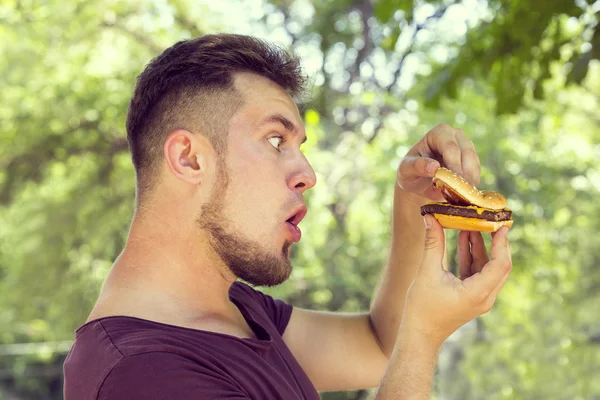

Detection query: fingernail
(427, 162), (437, 175)
(423, 215), (432, 230)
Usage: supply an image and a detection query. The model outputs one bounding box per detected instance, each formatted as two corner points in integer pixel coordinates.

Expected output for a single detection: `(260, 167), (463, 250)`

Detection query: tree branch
(365, 5), (451, 144)
(345, 0), (376, 92)
(0, 119), (129, 205)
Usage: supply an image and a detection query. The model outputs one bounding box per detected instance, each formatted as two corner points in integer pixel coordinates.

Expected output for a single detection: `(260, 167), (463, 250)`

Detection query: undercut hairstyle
(125, 33), (308, 203)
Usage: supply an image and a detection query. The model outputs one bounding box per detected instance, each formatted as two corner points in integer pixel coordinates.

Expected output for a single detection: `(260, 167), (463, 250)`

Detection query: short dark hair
(125, 33), (307, 202)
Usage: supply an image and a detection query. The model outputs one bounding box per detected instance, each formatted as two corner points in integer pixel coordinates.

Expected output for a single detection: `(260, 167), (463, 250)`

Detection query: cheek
(229, 143), (282, 193)
(225, 150), (284, 227)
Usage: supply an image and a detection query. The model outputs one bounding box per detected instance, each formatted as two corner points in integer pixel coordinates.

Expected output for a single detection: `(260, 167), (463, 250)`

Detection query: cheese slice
(432, 213), (513, 233)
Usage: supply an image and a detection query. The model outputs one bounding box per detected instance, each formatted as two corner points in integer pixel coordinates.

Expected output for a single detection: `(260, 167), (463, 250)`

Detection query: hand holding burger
(389, 124), (513, 394)
(395, 123), (513, 232)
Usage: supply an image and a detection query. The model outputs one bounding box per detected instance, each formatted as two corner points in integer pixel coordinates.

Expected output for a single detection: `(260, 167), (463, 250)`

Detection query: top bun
(433, 167), (507, 210)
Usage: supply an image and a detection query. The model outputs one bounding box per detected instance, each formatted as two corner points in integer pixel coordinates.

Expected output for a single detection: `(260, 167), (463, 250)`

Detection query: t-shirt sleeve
(97, 352), (250, 400)
(233, 282), (293, 335)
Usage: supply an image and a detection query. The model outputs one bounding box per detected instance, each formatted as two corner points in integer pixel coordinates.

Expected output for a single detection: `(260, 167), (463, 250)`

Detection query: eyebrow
(259, 113), (307, 144)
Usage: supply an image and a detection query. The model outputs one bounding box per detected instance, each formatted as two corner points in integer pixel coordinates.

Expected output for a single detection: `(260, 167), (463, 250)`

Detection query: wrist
(392, 184), (428, 238)
(394, 183), (427, 208)
(399, 307), (447, 351)
(398, 322), (444, 356)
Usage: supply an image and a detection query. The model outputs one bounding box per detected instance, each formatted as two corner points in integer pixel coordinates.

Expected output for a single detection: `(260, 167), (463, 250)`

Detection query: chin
(240, 266), (292, 287)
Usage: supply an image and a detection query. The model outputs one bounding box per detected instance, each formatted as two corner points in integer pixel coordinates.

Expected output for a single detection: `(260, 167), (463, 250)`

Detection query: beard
(197, 160), (293, 287)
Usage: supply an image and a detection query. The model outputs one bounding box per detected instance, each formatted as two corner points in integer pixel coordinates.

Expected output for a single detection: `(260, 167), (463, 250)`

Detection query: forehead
(230, 72), (303, 131)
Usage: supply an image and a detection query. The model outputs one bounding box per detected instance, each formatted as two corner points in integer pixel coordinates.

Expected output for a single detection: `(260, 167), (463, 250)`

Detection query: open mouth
(285, 205), (307, 243)
(286, 205), (307, 226)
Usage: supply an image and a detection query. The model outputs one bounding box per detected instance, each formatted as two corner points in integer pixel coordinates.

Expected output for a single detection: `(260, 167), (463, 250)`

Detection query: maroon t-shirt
(63, 282), (320, 399)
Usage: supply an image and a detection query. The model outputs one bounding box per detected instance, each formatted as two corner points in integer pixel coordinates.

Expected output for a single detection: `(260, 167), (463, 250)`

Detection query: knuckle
(446, 142), (461, 154)
(435, 123), (452, 132)
(416, 157), (429, 169)
(424, 236), (438, 250)
(429, 123), (454, 139)
(500, 259), (512, 273)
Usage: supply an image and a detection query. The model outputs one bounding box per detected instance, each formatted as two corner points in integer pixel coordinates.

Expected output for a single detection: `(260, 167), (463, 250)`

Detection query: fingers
(420, 215), (446, 274)
(399, 155), (440, 181)
(455, 130), (480, 186)
(486, 236), (513, 300)
(469, 231), (488, 274)
(397, 124), (482, 202)
(458, 231), (489, 280)
(489, 228), (510, 264)
(424, 124), (481, 187)
(507, 236), (512, 265)
(462, 227), (511, 302)
(487, 262), (512, 303)
(397, 156), (445, 201)
(458, 231), (472, 279)
(426, 125), (463, 177)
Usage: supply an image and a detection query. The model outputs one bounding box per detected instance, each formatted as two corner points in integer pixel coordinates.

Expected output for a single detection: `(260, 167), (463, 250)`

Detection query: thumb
(421, 214), (446, 269)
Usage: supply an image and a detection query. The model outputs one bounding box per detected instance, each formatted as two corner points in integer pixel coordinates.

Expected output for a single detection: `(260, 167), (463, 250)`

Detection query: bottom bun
(431, 213), (513, 232)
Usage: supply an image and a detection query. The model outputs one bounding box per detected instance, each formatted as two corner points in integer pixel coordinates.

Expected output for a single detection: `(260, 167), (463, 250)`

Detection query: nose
(288, 153), (317, 193)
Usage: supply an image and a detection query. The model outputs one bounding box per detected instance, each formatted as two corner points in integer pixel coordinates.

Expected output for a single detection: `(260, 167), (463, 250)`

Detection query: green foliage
(424, 0), (600, 115)
(1, 0), (599, 399)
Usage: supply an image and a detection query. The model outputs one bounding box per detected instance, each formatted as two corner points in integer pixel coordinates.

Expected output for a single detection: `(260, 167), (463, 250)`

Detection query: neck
(91, 208), (241, 328)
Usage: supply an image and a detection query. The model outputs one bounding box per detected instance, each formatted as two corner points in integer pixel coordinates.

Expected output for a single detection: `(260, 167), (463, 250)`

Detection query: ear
(163, 129), (215, 186)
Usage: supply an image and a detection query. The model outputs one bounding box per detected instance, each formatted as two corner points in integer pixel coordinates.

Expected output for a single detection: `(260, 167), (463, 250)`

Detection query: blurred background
(1, 0), (599, 399)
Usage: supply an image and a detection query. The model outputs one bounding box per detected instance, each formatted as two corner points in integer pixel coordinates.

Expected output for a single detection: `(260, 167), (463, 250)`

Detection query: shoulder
(98, 352), (249, 400)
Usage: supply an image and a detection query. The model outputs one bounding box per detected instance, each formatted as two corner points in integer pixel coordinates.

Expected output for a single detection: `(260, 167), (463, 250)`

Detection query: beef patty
(421, 203), (512, 222)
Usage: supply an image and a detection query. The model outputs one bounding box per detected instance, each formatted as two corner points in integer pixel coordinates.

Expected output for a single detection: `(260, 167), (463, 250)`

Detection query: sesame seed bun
(433, 167), (507, 210)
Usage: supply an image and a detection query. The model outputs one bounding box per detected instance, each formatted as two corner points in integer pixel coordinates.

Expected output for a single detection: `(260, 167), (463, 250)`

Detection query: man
(63, 33), (512, 399)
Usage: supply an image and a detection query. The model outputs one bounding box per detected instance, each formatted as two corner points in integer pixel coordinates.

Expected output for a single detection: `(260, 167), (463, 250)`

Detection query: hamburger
(421, 167), (513, 232)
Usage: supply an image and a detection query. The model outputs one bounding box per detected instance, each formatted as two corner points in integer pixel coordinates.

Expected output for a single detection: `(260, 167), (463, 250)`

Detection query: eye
(267, 136), (284, 150)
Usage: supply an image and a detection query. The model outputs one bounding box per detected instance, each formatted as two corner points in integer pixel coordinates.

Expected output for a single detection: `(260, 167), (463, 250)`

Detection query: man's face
(198, 73), (316, 287)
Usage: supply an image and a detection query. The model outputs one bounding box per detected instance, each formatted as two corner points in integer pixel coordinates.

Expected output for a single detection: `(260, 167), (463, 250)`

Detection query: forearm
(369, 184), (426, 357)
(374, 326), (441, 399)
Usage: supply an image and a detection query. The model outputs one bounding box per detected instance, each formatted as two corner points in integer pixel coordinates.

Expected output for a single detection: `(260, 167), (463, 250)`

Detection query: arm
(283, 177), (429, 392)
(284, 213), (512, 395)
(370, 123), (481, 357)
(284, 124), (495, 392)
(283, 309), (388, 391)
(368, 185), (427, 358)
(375, 329), (441, 399)
(375, 215), (512, 399)
(282, 188), (428, 391)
